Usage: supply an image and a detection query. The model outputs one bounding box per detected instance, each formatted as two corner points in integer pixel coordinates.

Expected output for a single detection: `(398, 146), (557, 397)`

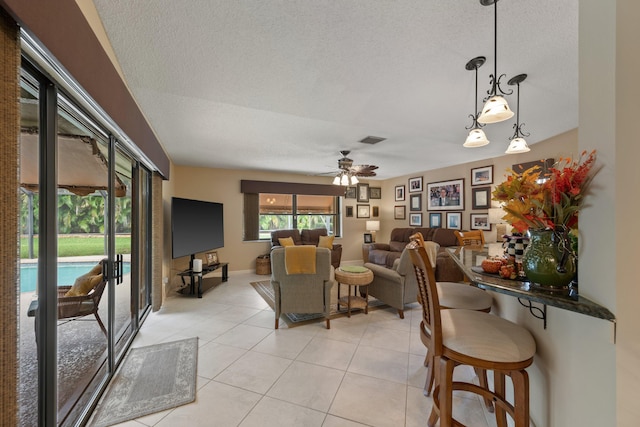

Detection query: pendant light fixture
(477, 0), (514, 124)
(505, 73), (531, 154)
(464, 56), (490, 148)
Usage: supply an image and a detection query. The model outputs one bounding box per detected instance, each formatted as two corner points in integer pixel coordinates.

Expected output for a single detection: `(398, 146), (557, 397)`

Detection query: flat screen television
(171, 197), (224, 261)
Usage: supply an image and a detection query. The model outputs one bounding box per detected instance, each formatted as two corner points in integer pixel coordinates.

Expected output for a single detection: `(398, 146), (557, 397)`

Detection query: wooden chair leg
(511, 369), (530, 427)
(275, 317), (279, 329)
(326, 318), (330, 329)
(94, 312), (107, 336)
(438, 357), (456, 427)
(474, 367), (494, 412)
(397, 309), (404, 319)
(427, 356), (442, 427)
(424, 348), (435, 396)
(494, 371), (508, 427)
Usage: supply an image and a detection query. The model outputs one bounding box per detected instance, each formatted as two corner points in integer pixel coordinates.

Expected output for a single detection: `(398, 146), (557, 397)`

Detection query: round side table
(335, 267), (374, 317)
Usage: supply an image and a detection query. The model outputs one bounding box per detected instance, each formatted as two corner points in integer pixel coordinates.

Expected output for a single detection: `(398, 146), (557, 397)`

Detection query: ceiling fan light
(350, 175), (359, 185)
(332, 175), (341, 185)
(463, 128), (490, 147)
(505, 137), (530, 154)
(478, 95), (514, 124)
(340, 174), (349, 186)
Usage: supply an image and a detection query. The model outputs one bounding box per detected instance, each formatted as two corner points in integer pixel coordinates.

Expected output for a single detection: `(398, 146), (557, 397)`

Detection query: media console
(177, 262), (229, 298)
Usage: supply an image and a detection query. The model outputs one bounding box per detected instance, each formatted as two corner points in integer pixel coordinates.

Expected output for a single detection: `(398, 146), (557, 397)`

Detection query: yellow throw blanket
(285, 245), (317, 275)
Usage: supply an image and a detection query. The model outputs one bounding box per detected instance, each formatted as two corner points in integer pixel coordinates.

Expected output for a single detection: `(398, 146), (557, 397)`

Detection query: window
(257, 193), (340, 239)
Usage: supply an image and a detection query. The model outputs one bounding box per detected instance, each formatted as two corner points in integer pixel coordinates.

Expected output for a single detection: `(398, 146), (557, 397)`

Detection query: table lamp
(488, 208), (508, 241)
(366, 220), (380, 242)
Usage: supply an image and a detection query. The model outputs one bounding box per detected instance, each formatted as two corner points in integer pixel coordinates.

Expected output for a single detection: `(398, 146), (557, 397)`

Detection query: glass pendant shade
(340, 174), (349, 186)
(478, 95), (514, 124)
(350, 175), (359, 185)
(332, 175), (341, 185)
(505, 137), (530, 154)
(463, 128), (490, 147)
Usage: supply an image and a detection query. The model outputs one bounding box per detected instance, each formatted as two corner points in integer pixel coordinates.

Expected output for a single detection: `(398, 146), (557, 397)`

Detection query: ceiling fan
(335, 150), (378, 177)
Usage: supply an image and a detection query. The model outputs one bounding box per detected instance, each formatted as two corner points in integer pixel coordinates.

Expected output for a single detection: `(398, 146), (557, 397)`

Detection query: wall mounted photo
(395, 185), (405, 201)
(446, 212), (462, 230)
(357, 204), (370, 218)
(345, 186), (357, 199)
(357, 183), (370, 202)
(369, 187), (381, 199)
(471, 165), (494, 186)
(409, 212), (423, 227)
(427, 178), (464, 211)
(470, 213), (491, 231)
(429, 212), (442, 228)
(394, 205), (406, 220)
(372, 206), (379, 217)
(471, 186), (491, 210)
(410, 193), (422, 211)
(408, 176), (423, 193)
(346, 206), (354, 217)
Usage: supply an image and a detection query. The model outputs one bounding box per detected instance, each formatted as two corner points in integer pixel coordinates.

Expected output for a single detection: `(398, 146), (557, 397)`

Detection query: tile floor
(105, 271), (497, 427)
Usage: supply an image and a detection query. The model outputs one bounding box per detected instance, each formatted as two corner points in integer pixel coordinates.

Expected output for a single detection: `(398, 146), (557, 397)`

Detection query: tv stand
(177, 262), (229, 298)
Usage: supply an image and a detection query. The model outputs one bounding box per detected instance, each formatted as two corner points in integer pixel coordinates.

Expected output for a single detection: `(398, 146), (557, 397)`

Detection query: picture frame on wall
(427, 178), (464, 211)
(471, 186), (491, 210)
(357, 183), (370, 202)
(408, 176), (423, 193)
(369, 187), (381, 199)
(429, 212), (442, 228)
(345, 187), (357, 199)
(470, 213), (491, 231)
(409, 213), (423, 227)
(395, 185), (405, 201)
(372, 206), (379, 217)
(471, 165), (494, 186)
(410, 193), (422, 211)
(357, 204), (370, 218)
(446, 212), (462, 230)
(345, 206), (354, 217)
(394, 205), (406, 220)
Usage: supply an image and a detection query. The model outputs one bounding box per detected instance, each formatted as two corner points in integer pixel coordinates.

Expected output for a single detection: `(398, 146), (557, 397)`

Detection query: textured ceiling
(91, 0), (578, 180)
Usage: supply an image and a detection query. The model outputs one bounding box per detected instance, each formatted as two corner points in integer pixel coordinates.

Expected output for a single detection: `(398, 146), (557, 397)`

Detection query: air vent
(359, 136), (386, 145)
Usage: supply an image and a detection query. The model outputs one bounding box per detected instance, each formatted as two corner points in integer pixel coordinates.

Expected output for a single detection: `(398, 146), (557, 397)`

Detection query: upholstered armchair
(270, 246), (335, 329)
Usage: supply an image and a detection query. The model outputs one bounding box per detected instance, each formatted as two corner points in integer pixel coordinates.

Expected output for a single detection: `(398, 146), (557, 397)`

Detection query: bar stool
(408, 241), (536, 427)
(409, 233), (494, 399)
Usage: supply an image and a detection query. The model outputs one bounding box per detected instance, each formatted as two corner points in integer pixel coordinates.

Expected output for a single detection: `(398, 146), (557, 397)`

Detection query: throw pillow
(278, 237), (295, 247)
(65, 273), (103, 297)
(317, 235), (334, 249)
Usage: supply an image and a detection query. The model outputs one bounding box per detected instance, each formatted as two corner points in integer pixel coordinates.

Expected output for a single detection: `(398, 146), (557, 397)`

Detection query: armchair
(270, 247), (335, 329)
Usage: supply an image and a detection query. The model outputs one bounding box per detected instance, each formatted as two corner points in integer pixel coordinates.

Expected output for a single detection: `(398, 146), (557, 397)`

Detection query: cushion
(278, 237), (295, 247)
(317, 235), (334, 249)
(65, 273), (103, 297)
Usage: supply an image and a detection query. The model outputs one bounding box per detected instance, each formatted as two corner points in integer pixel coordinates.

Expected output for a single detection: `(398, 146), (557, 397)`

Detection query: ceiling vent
(359, 136), (386, 145)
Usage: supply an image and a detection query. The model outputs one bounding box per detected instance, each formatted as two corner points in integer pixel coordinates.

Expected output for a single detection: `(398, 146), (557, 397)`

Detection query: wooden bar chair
(407, 241), (536, 427)
(409, 233), (493, 400)
(454, 230), (486, 247)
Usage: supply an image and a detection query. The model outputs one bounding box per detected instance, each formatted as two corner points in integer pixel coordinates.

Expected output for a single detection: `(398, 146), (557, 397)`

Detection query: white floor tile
(214, 350), (292, 394)
(347, 345), (409, 384)
(297, 337), (358, 371)
(239, 396), (325, 427)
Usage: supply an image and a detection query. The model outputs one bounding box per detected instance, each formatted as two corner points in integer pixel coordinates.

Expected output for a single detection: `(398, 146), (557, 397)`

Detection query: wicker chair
(270, 247), (334, 329)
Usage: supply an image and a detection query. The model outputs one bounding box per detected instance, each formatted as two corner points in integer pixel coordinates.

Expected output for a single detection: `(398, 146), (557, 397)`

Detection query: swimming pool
(19, 262), (131, 293)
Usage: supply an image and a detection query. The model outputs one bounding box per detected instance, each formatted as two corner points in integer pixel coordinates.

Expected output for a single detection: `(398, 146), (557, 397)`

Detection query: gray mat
(89, 337), (198, 427)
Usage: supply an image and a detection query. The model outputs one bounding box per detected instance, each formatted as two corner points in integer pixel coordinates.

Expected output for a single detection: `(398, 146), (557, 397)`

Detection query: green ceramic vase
(522, 228), (576, 289)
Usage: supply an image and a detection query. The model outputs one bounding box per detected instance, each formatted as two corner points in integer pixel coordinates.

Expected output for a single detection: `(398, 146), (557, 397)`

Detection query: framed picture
(409, 213), (423, 227)
(395, 185), (405, 201)
(364, 233), (373, 243)
(372, 206), (379, 217)
(345, 206), (354, 217)
(357, 204), (370, 218)
(471, 165), (494, 186)
(394, 205), (406, 220)
(409, 176), (423, 193)
(205, 251), (219, 266)
(471, 186), (491, 210)
(410, 193), (422, 211)
(471, 213), (491, 231)
(370, 187), (381, 199)
(429, 212), (442, 228)
(345, 186), (357, 199)
(446, 212), (462, 230)
(427, 178), (465, 211)
(357, 183), (370, 202)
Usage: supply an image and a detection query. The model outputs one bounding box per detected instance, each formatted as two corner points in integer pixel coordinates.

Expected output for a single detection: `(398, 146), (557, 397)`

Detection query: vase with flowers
(492, 150), (599, 290)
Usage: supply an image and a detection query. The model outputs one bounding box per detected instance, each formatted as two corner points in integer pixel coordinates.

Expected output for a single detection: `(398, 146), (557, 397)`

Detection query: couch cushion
(389, 241), (406, 253)
(301, 228), (328, 245)
(278, 237), (295, 247)
(431, 228), (459, 247)
(367, 250), (402, 268)
(317, 235), (334, 249)
(271, 229), (302, 246)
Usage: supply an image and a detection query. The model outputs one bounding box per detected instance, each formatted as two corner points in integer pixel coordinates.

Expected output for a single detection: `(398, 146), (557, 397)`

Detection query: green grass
(20, 235), (131, 258)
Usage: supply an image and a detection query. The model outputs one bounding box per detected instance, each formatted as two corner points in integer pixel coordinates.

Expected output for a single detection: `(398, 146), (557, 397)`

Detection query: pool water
(20, 262), (131, 293)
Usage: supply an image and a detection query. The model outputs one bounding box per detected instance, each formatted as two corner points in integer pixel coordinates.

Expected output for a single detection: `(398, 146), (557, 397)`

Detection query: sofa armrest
(364, 262), (402, 282)
(362, 243), (391, 262)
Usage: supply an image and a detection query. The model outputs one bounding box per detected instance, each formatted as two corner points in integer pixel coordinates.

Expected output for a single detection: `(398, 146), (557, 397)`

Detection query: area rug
(251, 280), (388, 327)
(88, 337), (198, 427)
